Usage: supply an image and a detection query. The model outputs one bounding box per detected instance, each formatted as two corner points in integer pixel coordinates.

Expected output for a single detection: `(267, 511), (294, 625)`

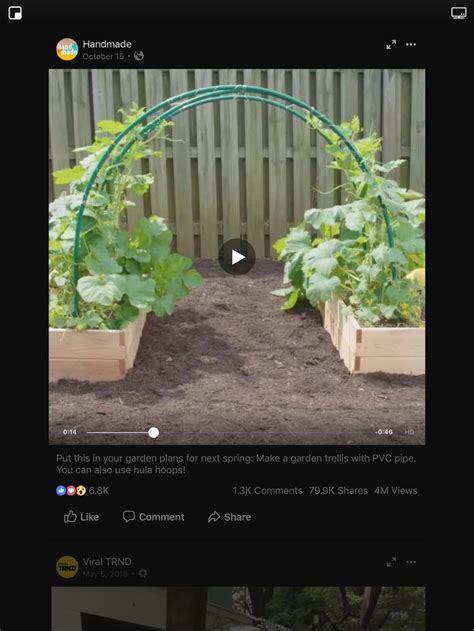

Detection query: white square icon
(8, 6), (22, 20)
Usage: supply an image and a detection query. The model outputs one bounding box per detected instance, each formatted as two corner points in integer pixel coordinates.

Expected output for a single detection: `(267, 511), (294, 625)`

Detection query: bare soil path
(49, 261), (425, 445)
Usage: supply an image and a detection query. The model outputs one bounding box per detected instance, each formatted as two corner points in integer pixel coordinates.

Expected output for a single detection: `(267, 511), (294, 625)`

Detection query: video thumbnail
(52, 585), (425, 630)
(49, 69), (425, 446)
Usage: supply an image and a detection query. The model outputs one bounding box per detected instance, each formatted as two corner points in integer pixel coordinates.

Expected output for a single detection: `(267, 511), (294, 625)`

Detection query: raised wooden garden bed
(49, 311), (146, 382)
(320, 297), (425, 375)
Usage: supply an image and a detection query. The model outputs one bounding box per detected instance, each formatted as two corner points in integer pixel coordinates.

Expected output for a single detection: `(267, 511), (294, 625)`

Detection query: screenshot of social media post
(51, 447), (423, 538)
(48, 67), (425, 446)
(50, 539), (425, 629)
(5, 1), (470, 628)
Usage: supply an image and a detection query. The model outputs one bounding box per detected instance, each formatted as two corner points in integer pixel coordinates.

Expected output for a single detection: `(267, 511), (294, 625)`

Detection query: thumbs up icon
(64, 510), (78, 524)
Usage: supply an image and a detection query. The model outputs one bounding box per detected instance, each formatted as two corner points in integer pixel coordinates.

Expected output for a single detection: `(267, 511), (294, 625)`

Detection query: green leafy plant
(49, 105), (203, 330)
(266, 586), (425, 630)
(272, 116), (425, 327)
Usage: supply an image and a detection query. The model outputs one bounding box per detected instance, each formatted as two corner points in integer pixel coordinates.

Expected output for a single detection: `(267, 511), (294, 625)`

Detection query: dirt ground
(49, 261), (425, 445)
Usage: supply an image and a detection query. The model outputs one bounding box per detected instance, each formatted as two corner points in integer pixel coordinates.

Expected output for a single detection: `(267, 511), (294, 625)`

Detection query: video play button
(232, 249), (245, 265)
(218, 238), (256, 275)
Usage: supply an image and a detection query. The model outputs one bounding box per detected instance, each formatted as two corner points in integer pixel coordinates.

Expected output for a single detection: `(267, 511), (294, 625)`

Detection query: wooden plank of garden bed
(145, 70), (170, 222)
(268, 69), (287, 257)
(49, 314), (145, 382)
(49, 328), (127, 360)
(356, 356), (425, 375)
(49, 359), (126, 382)
(339, 336), (351, 371)
(219, 69), (241, 244)
(125, 311), (147, 369)
(322, 298), (425, 375)
(323, 296), (343, 349)
(120, 69), (145, 234)
(338, 311), (359, 372)
(170, 69), (195, 258)
(292, 69), (311, 224)
(244, 68), (265, 258)
(358, 327), (425, 357)
(195, 69), (218, 259)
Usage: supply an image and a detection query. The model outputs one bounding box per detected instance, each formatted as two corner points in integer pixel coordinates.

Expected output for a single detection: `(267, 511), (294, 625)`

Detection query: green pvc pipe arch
(72, 84), (395, 315)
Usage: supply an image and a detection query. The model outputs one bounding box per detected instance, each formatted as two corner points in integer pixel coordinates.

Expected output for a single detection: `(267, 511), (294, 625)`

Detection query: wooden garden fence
(49, 68), (425, 259)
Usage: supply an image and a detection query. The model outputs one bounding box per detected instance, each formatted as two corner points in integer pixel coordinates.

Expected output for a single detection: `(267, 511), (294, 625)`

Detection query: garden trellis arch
(72, 84), (395, 315)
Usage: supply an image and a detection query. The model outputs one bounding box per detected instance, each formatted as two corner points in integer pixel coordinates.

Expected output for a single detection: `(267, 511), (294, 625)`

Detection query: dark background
(50, 446), (424, 539)
(1, 0), (468, 628)
(50, 538), (424, 585)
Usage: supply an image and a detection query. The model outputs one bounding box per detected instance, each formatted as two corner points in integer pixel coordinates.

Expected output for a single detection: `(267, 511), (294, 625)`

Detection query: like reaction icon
(64, 510), (78, 524)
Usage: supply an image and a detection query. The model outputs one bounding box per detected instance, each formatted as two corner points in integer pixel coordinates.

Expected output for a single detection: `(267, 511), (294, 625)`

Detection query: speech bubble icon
(122, 510), (136, 523)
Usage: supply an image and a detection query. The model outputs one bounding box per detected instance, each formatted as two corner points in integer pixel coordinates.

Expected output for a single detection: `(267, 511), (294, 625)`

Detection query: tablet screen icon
(451, 6), (467, 19)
